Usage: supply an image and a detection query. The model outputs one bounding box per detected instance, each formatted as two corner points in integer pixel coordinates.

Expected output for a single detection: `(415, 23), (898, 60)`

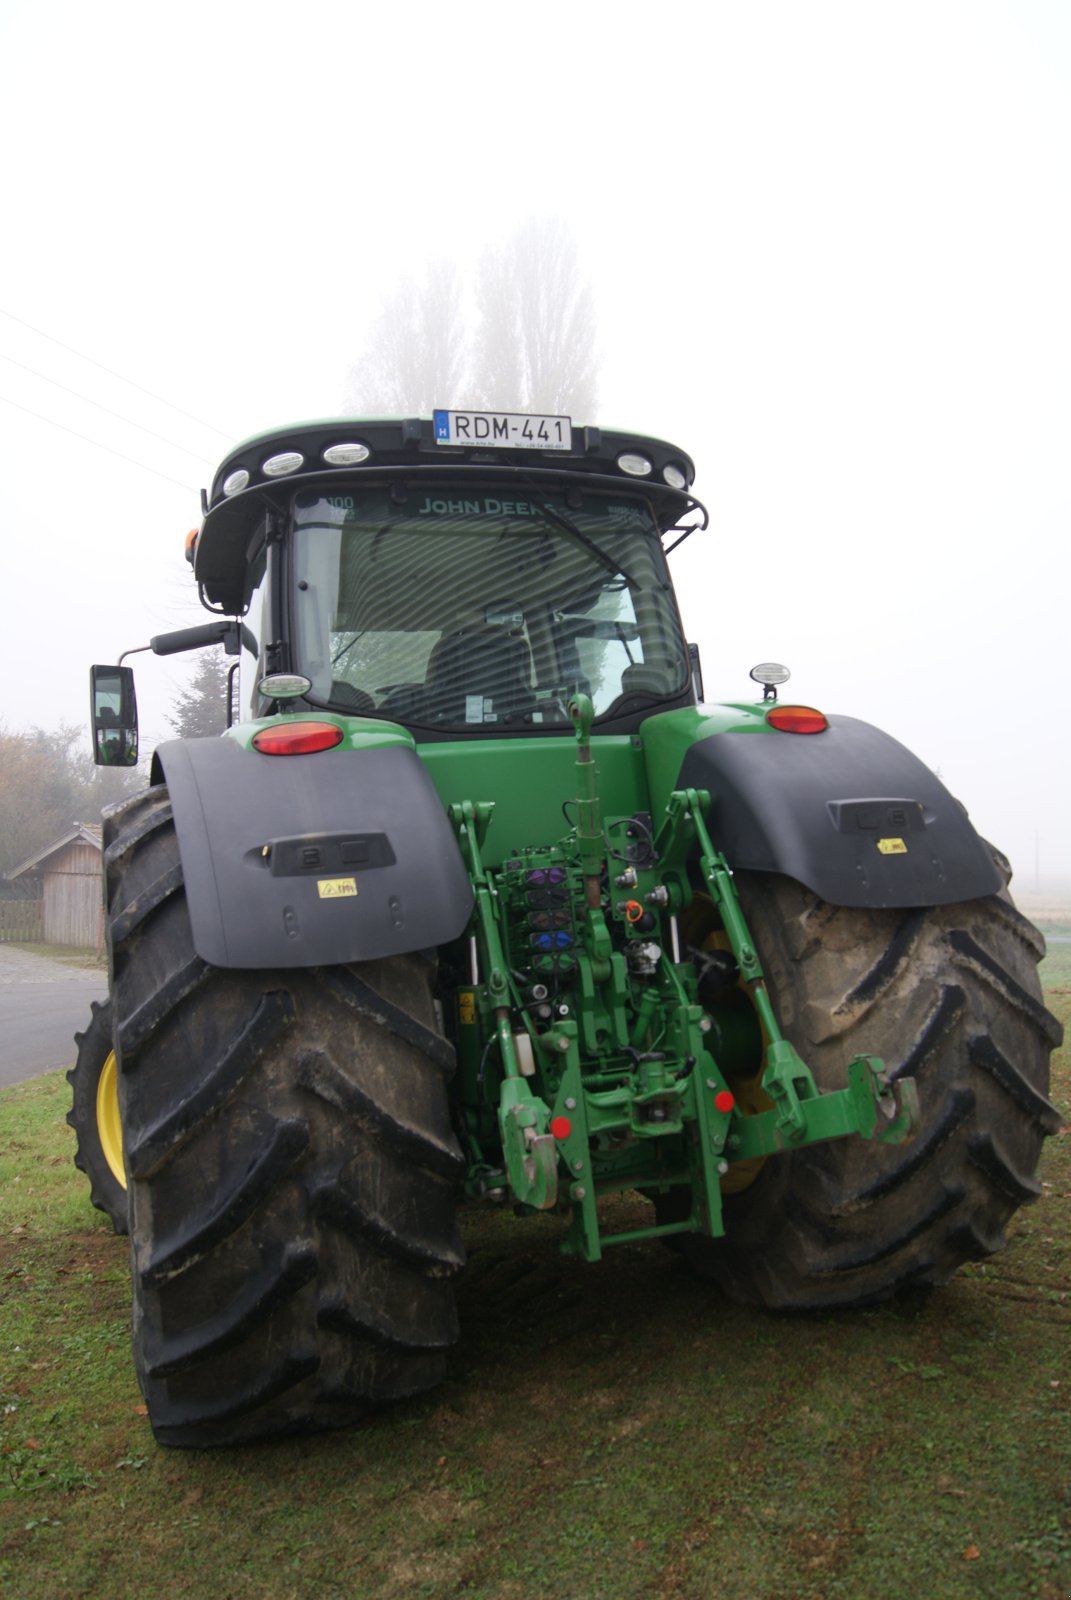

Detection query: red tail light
(252, 721), (344, 755)
(765, 705), (828, 735)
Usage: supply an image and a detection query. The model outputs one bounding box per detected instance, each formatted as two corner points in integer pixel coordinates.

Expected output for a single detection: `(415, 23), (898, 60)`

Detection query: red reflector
(765, 705), (828, 735)
(252, 721), (344, 756)
(714, 1090), (735, 1114)
(550, 1116), (573, 1140)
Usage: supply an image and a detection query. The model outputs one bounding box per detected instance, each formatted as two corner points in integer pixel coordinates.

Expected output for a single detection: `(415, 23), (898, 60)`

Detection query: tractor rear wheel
(104, 786), (464, 1447)
(673, 866), (1063, 1308)
(68, 999), (128, 1234)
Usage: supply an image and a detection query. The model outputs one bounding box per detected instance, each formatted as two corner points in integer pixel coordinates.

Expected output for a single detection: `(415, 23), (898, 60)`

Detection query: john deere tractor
(73, 411), (1062, 1448)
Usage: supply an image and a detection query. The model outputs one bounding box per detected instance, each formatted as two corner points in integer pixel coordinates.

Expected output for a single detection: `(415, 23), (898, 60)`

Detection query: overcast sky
(1, 0), (1068, 886)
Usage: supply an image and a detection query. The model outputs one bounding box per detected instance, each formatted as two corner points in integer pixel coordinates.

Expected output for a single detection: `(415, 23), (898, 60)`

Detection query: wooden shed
(9, 824), (104, 950)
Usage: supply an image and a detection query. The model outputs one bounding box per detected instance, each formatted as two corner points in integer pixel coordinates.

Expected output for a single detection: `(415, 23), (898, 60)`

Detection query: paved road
(0, 946), (108, 1087)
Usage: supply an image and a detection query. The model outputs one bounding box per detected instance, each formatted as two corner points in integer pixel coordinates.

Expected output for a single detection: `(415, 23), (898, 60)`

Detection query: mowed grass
(0, 996), (1067, 1600)
(7, 945), (106, 972)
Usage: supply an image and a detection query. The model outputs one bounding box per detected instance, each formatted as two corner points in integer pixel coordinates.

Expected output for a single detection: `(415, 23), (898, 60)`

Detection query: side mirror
(90, 665), (139, 767)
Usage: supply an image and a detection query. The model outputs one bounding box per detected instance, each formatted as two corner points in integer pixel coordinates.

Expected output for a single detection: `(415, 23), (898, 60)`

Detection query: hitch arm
(450, 801), (558, 1210)
(666, 788), (919, 1151)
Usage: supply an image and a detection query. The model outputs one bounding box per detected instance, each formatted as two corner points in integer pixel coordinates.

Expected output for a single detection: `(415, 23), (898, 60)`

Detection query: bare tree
(346, 260), (466, 415)
(473, 218), (599, 419)
(343, 219), (599, 421)
(0, 724), (140, 878)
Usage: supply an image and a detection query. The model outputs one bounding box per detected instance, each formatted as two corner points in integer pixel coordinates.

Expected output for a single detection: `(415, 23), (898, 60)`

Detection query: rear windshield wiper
(518, 480), (637, 588)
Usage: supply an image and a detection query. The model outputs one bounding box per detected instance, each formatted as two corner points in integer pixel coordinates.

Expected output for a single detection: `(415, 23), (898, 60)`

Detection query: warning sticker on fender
(317, 877), (358, 898)
(877, 838), (907, 855)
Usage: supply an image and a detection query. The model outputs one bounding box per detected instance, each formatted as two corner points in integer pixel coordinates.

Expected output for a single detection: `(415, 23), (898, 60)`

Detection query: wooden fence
(0, 900), (44, 943)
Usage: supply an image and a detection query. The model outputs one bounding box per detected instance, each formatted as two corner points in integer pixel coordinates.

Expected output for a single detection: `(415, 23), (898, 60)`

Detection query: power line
(0, 306), (235, 443)
(0, 393), (200, 492)
(0, 349), (216, 463)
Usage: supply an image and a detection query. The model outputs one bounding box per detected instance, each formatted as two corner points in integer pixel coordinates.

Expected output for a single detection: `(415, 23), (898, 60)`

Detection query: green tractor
(73, 410), (1062, 1448)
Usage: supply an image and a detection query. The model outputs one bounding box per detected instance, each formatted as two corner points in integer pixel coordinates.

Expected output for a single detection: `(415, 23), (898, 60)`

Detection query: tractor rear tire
(104, 785), (464, 1447)
(673, 866), (1063, 1308)
(68, 999), (128, 1234)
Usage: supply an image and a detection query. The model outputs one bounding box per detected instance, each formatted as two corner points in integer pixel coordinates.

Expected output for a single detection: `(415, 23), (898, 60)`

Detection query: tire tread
(673, 867), (1062, 1309)
(107, 790), (463, 1445)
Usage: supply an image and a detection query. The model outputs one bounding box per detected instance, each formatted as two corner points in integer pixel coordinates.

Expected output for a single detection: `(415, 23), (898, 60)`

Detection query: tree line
(345, 216), (599, 420)
(0, 653), (232, 886)
(0, 724), (139, 883)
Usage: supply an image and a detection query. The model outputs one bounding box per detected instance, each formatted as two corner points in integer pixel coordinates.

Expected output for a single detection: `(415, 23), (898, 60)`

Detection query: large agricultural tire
(103, 785), (465, 1448)
(673, 864), (1063, 1309)
(68, 999), (129, 1234)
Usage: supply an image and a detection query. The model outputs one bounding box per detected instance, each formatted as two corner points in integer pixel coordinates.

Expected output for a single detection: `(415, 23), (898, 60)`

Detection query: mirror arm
(115, 619), (253, 666)
(149, 620), (240, 657)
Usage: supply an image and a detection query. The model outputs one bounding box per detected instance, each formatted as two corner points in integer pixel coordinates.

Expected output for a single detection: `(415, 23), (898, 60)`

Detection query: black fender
(151, 737), (474, 968)
(678, 714), (1003, 909)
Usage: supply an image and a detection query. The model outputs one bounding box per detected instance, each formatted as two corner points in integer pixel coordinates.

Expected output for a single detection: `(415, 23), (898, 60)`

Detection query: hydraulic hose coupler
(617, 899), (657, 933)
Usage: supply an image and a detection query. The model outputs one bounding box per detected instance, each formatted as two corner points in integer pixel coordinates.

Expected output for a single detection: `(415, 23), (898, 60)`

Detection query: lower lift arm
(676, 789), (919, 1158)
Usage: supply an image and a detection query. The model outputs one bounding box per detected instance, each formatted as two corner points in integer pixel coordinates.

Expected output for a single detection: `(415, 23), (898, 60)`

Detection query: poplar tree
(345, 218), (599, 421)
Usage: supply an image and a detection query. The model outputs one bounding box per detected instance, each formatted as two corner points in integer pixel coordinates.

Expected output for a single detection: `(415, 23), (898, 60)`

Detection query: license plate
(433, 409), (572, 450)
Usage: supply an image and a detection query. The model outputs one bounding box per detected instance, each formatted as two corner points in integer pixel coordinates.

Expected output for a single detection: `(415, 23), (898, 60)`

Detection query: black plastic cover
(153, 738), (474, 968)
(195, 419), (698, 614)
(677, 714), (1003, 909)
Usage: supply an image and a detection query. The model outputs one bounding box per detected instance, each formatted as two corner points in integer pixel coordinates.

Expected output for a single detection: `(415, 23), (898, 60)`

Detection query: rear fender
(675, 713), (1002, 909)
(152, 736), (474, 968)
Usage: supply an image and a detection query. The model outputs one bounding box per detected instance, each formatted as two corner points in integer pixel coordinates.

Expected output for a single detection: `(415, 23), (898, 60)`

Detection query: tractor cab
(192, 414), (707, 737)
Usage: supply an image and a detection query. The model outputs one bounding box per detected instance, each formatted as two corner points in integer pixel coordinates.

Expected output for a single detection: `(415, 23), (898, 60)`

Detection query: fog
(1, 0), (1068, 885)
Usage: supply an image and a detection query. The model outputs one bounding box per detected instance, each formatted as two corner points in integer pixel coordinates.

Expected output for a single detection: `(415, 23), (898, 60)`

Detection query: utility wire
(0, 349), (216, 463)
(0, 393), (200, 493)
(0, 306), (235, 443)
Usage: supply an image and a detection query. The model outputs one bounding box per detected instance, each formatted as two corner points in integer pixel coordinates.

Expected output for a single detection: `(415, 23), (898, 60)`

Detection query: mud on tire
(104, 786), (464, 1447)
(675, 866), (1063, 1308)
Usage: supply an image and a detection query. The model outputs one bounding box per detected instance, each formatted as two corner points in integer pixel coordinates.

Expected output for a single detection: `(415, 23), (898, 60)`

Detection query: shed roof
(8, 823), (103, 880)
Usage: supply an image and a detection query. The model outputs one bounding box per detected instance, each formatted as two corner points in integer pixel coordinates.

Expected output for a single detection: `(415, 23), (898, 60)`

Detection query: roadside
(0, 943), (107, 1088)
(1012, 890), (1071, 932)
(6, 942), (105, 973)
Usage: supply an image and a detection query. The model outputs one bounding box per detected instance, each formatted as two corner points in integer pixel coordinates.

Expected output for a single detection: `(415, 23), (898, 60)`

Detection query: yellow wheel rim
(95, 1050), (127, 1191)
